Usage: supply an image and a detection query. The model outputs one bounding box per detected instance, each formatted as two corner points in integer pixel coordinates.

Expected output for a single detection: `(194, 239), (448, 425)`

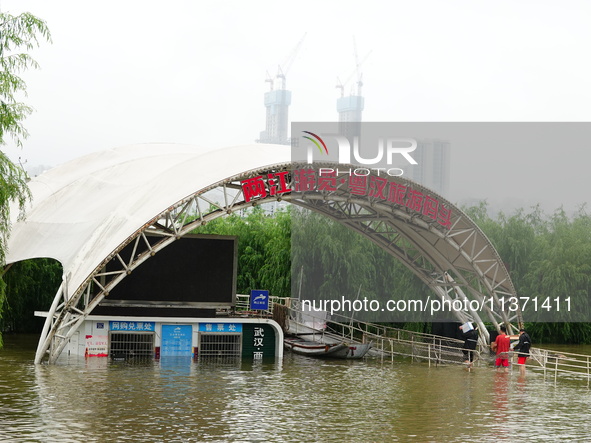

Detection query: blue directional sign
(250, 289), (269, 310)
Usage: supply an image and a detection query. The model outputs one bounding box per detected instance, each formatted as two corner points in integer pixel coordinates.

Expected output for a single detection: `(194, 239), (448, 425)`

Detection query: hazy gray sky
(2, 0), (591, 213)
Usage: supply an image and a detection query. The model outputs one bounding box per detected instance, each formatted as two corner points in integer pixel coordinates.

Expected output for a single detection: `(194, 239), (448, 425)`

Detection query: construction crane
(266, 33), (307, 91)
(336, 37), (371, 97)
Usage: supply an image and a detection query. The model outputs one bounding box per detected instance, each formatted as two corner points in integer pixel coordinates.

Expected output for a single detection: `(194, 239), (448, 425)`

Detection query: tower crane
(336, 37), (371, 97)
(266, 33), (307, 91)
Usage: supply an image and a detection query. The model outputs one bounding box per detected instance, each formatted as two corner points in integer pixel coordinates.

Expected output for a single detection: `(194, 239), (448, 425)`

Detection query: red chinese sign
(241, 171), (290, 203)
(240, 169), (452, 229)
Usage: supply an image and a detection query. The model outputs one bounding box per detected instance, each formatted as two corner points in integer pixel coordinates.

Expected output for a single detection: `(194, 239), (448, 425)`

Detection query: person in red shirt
(491, 325), (511, 372)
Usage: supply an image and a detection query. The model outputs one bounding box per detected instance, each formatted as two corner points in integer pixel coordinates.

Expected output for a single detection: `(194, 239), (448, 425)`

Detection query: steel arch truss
(36, 163), (291, 364)
(288, 163), (521, 341)
(36, 162), (521, 363)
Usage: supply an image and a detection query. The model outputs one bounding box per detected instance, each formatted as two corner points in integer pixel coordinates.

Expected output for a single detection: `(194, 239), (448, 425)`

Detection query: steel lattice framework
(33, 161), (521, 364)
(289, 163), (522, 346)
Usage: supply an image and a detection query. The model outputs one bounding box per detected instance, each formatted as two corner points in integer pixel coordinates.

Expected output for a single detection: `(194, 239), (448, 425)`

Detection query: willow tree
(463, 202), (591, 344)
(194, 206), (292, 298)
(0, 11), (51, 346)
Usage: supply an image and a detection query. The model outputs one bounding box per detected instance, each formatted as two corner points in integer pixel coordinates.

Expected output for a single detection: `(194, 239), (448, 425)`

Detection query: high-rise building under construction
(256, 37), (450, 196)
(257, 34), (306, 146)
(258, 88), (292, 145)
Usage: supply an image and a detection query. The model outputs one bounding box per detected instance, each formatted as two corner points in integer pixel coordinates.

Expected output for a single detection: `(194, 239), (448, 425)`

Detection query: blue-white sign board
(198, 323), (242, 333)
(161, 325), (193, 357)
(250, 289), (269, 310)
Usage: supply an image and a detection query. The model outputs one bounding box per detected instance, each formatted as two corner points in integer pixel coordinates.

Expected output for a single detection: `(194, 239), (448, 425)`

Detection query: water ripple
(1, 336), (591, 442)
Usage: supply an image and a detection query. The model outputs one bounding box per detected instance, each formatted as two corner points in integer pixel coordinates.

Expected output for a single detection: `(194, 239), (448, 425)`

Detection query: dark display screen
(104, 234), (237, 308)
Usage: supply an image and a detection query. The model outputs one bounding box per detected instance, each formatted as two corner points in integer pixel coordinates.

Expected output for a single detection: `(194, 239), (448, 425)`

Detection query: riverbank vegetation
(464, 203), (591, 344)
(0, 11), (52, 346)
(1, 203), (590, 345)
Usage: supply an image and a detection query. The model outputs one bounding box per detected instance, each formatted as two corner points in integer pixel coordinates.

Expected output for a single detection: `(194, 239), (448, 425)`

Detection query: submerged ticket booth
(36, 233), (283, 362)
(78, 317), (282, 361)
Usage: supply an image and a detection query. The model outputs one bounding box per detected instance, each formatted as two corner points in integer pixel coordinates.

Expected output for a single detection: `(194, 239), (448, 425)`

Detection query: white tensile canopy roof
(7, 142), (522, 364)
(6, 143), (291, 298)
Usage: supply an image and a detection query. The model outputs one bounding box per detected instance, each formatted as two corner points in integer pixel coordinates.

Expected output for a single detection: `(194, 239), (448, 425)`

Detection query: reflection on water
(1, 335), (590, 442)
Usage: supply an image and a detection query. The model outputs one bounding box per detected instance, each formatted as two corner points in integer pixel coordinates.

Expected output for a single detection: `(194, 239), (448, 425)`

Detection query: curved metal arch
(36, 161), (521, 363)
(289, 162), (521, 332)
(37, 163), (291, 364)
(290, 195), (513, 343)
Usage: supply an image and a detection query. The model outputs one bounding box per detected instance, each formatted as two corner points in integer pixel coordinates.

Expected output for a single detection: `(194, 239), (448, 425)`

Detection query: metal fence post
(390, 339), (394, 362)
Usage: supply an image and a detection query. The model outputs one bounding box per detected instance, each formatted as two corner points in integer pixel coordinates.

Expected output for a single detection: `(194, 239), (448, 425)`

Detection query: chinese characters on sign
(85, 335), (108, 357)
(240, 169), (452, 229)
(241, 171), (290, 203)
(198, 323), (242, 333)
(253, 327), (264, 360)
(250, 289), (270, 310)
(161, 325), (192, 357)
(109, 321), (155, 331)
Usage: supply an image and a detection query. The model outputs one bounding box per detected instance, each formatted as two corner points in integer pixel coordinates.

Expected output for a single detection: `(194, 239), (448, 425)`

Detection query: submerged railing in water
(526, 347), (591, 385)
(235, 295), (478, 366)
(235, 295), (591, 384)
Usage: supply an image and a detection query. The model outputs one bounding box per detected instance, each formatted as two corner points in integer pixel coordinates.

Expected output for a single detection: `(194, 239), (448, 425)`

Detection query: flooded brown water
(1, 334), (590, 442)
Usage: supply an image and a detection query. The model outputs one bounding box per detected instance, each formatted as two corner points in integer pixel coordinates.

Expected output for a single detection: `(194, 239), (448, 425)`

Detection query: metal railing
(234, 294), (288, 316)
(524, 347), (591, 385)
(305, 311), (476, 366)
(234, 295), (591, 382)
(365, 331), (475, 367)
(236, 296), (476, 366)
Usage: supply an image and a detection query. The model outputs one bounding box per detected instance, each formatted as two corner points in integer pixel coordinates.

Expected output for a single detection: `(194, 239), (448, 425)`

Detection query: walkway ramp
(237, 295), (591, 385)
(241, 295), (478, 366)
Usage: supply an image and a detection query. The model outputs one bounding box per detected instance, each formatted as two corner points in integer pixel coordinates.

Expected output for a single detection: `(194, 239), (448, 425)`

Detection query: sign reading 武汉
(253, 326), (264, 359)
(250, 289), (269, 310)
(241, 324), (276, 358)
